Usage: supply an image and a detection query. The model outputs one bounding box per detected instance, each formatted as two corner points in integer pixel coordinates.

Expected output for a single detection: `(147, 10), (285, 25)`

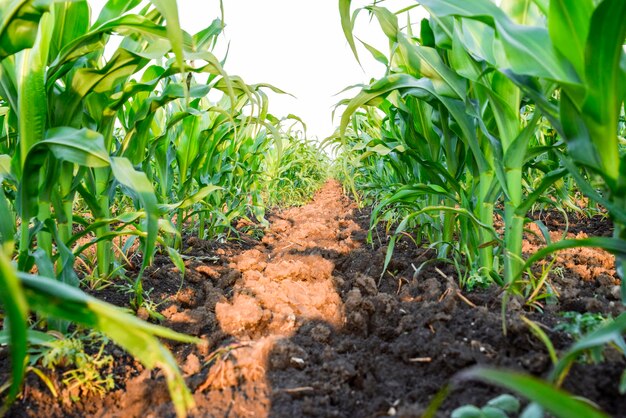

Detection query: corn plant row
(335, 0), (625, 415)
(0, 0), (328, 416)
(336, 0), (625, 292)
(264, 115), (330, 207)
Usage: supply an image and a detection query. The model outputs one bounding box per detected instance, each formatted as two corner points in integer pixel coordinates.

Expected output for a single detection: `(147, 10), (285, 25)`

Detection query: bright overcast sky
(91, 0), (422, 139)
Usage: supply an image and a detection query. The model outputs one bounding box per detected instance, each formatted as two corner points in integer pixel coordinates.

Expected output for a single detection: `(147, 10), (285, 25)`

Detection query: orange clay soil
(186, 180), (361, 414)
(4, 180), (625, 417)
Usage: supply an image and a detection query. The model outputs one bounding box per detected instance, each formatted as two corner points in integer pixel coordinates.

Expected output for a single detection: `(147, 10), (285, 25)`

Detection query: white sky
(90, 0), (422, 139)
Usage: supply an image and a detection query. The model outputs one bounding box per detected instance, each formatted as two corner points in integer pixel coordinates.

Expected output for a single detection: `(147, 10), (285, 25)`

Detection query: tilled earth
(4, 181), (626, 417)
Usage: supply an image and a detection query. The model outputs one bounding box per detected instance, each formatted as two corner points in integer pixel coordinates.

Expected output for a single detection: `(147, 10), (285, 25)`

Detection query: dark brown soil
(3, 181), (625, 417)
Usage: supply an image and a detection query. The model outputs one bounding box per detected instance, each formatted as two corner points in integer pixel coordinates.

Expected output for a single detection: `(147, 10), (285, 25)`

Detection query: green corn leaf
(576, 0), (626, 185)
(520, 316), (558, 365)
(19, 272), (199, 417)
(366, 6), (399, 41)
(56, 48), (147, 126)
(64, 212), (143, 248)
(552, 312), (626, 383)
(459, 367), (609, 418)
(419, 0), (580, 85)
(496, 23), (575, 82)
(0, 329), (56, 346)
(420, 0), (506, 25)
(428, 15), (454, 49)
(42, 127), (110, 167)
(15, 7), (53, 174)
(147, 0), (186, 99)
(49, 0), (90, 62)
(449, 22), (483, 81)
(110, 157), (159, 271)
(0, 0), (52, 59)
(93, 0), (143, 27)
(548, 0), (593, 78)
(43, 218), (78, 286)
(0, 188), (14, 247)
(339, 0), (360, 64)
(71, 229), (159, 259)
(361, 143), (402, 158)
(166, 246), (185, 277)
(0, 249), (28, 409)
(420, 18), (436, 48)
(18, 127), (110, 220)
(514, 168), (568, 216)
(531, 235), (626, 260)
(159, 184), (222, 212)
(339, 74), (434, 135)
(176, 105), (208, 184)
(438, 95), (490, 173)
(457, 19), (497, 66)
(0, 154), (10, 179)
(530, 0), (548, 15)
(489, 71), (523, 149)
(371, 184), (457, 224)
(503, 71), (563, 136)
(49, 13), (191, 81)
(191, 18), (223, 52)
(501, 0), (542, 26)
(522, 237), (626, 301)
(365, 6), (466, 98)
(0, 155), (15, 247)
(31, 248), (54, 279)
(357, 37), (388, 66)
(397, 34), (466, 98)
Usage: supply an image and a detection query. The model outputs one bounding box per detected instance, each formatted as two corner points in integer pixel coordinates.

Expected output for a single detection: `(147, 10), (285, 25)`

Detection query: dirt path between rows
(188, 179), (362, 416)
(6, 180), (626, 417)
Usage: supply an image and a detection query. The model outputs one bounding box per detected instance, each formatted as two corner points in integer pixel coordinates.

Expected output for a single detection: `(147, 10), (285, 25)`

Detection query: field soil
(4, 181), (626, 417)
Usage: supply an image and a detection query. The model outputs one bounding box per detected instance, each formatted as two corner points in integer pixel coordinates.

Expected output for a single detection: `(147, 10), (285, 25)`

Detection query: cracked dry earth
(6, 180), (626, 417)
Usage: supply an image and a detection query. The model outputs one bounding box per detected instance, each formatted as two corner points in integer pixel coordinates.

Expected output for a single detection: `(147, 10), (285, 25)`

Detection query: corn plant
(338, 3), (545, 284)
(335, 0), (625, 415)
(337, 0), (625, 292)
(430, 0), (625, 414)
(0, 0), (244, 414)
(414, 0), (626, 298)
(0, 0), (183, 291)
(0, 246), (199, 417)
(1, 0), (325, 412)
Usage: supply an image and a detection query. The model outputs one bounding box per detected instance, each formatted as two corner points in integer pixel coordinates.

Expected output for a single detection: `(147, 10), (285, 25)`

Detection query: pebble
(610, 285), (622, 300)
